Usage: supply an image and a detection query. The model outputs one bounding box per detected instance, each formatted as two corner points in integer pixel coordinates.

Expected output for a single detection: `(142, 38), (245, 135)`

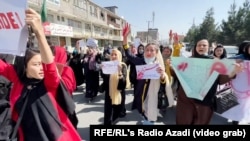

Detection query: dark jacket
(124, 48), (148, 113)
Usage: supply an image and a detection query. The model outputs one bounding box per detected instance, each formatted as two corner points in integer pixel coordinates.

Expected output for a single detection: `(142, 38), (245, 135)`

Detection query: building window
(94, 7), (98, 18)
(74, 0), (87, 10)
(68, 19), (82, 28)
(57, 15), (60, 21)
(61, 17), (65, 22)
(100, 11), (105, 21)
(110, 17), (115, 23)
(47, 14), (54, 22)
(85, 23), (91, 31)
(94, 25), (101, 33)
(89, 5), (98, 18)
(109, 30), (113, 35)
(89, 6), (92, 15)
(102, 28), (107, 35)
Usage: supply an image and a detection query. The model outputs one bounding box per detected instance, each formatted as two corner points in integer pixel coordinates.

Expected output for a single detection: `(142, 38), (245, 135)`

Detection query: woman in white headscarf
(122, 39), (174, 125)
(82, 38), (102, 101)
(123, 41), (174, 124)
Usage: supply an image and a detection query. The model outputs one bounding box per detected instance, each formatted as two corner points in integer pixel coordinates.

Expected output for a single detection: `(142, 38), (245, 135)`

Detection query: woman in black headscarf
(171, 39), (242, 125)
(0, 8), (81, 141)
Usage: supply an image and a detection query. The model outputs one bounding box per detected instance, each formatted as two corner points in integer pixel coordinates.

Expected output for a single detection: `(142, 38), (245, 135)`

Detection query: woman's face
(196, 40), (209, 55)
(110, 50), (119, 61)
(138, 46), (144, 54)
(144, 44), (157, 58)
(247, 47), (250, 54)
(215, 47), (224, 57)
(130, 46), (137, 54)
(76, 41), (79, 48)
(26, 54), (44, 79)
(87, 48), (95, 54)
(162, 48), (171, 56)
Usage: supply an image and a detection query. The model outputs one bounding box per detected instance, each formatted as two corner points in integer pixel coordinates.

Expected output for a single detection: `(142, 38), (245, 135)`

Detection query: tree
(197, 7), (219, 44)
(184, 8), (219, 46)
(184, 23), (199, 46)
(185, 0), (250, 45)
(242, 0), (250, 41)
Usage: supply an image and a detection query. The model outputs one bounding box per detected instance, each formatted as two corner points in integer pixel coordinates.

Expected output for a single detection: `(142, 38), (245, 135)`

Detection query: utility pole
(146, 20), (151, 43)
(152, 11), (155, 28)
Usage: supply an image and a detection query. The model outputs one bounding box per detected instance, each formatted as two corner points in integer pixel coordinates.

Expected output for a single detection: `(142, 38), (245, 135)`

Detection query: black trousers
(104, 90), (126, 125)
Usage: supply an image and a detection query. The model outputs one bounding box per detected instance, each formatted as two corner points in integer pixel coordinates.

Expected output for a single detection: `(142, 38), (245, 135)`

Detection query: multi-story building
(136, 28), (159, 44)
(28, 0), (130, 52)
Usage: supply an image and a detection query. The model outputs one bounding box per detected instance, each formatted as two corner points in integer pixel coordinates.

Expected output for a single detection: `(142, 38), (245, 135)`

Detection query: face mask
(144, 57), (155, 64)
(139, 50), (144, 54)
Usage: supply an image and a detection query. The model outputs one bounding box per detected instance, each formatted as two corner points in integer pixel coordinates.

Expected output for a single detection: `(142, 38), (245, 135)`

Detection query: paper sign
(136, 64), (160, 79)
(78, 39), (85, 48)
(219, 61), (250, 122)
(43, 22), (73, 37)
(0, 0), (28, 56)
(133, 38), (141, 48)
(171, 57), (235, 100)
(101, 60), (119, 74)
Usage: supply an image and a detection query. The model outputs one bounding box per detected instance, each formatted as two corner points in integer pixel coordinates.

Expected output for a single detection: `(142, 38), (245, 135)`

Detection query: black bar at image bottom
(90, 125), (250, 140)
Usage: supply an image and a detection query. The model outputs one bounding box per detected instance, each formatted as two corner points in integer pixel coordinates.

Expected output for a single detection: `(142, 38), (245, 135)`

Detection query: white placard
(0, 0), (28, 56)
(43, 22), (73, 37)
(101, 60), (119, 74)
(136, 63), (160, 79)
(133, 38), (141, 48)
(78, 39), (85, 48)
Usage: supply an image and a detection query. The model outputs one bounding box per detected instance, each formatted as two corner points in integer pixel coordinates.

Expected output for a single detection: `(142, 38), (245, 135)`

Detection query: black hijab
(14, 47), (42, 85)
(243, 43), (250, 60)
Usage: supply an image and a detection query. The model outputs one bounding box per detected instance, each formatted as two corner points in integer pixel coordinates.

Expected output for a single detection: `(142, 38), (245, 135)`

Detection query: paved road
(74, 84), (230, 141)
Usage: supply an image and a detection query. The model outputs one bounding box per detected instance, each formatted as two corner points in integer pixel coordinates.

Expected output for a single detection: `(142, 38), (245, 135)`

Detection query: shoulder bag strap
(10, 89), (30, 140)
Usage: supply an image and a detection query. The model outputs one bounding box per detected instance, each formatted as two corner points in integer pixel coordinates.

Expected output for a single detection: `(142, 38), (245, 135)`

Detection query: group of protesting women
(0, 7), (247, 141)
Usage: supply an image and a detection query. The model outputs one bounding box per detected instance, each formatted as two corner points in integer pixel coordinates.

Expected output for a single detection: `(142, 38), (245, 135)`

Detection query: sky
(91, 0), (246, 40)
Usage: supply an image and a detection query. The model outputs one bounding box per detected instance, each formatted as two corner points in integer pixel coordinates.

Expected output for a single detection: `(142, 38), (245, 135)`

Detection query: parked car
(224, 45), (238, 58)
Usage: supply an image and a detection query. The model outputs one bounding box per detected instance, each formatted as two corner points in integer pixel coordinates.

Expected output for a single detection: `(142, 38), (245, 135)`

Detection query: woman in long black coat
(68, 42), (85, 87)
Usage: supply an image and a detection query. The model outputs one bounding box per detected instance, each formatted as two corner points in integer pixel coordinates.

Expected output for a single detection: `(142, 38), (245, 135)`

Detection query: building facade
(136, 28), (159, 45)
(28, 0), (130, 52)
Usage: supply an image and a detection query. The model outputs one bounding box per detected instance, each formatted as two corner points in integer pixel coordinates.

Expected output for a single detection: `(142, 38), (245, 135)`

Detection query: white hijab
(143, 44), (175, 121)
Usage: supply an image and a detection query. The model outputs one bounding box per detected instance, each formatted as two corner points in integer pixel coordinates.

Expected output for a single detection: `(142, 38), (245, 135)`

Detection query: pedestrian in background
(68, 40), (85, 88)
(213, 44), (227, 59)
(82, 38), (102, 102)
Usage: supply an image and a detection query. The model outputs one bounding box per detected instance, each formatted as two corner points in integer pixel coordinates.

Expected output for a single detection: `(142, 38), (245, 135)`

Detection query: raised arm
(25, 8), (53, 64)
(25, 8), (59, 90)
(122, 23), (143, 65)
(218, 62), (243, 84)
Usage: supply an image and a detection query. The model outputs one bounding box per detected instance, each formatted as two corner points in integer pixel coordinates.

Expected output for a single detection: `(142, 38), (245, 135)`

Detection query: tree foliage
(184, 0), (250, 46)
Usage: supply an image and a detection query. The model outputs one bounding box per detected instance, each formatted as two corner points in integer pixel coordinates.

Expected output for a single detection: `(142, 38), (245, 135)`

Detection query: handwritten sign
(136, 64), (160, 79)
(101, 60), (119, 74)
(0, 0), (28, 56)
(171, 57), (235, 100)
(219, 61), (250, 122)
